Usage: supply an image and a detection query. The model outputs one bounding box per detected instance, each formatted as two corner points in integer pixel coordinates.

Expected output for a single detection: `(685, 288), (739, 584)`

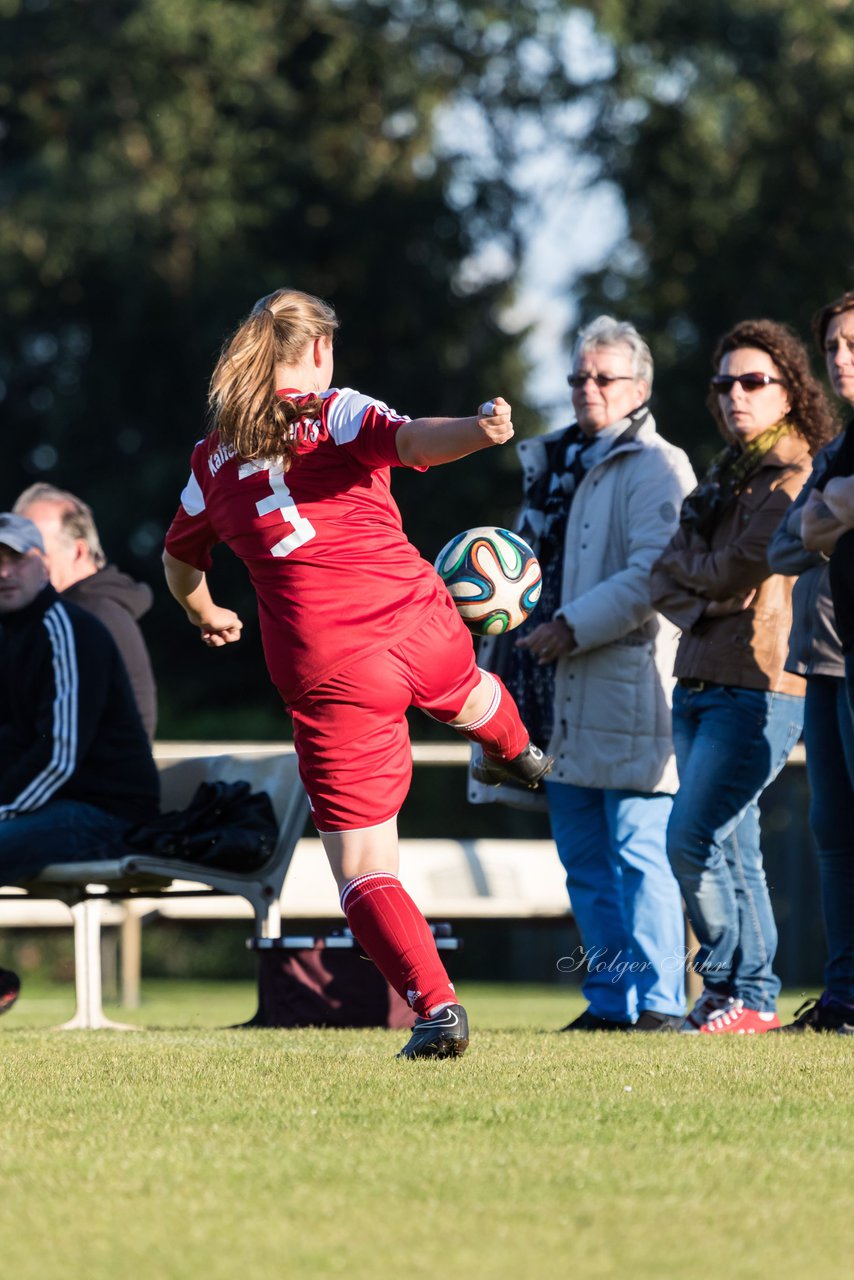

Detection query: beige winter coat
(470, 413), (696, 802)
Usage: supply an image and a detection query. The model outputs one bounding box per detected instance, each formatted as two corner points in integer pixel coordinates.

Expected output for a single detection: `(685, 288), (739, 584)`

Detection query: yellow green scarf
(679, 420), (791, 541)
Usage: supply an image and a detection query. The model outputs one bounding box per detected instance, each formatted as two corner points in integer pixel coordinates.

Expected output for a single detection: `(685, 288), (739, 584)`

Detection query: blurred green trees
(0, 0), (548, 734)
(4, 0), (854, 736)
(569, 0), (854, 460)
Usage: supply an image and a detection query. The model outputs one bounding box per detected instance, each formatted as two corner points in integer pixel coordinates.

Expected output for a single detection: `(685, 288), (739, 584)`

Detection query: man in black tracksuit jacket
(0, 513), (161, 1013)
(0, 513), (159, 1012)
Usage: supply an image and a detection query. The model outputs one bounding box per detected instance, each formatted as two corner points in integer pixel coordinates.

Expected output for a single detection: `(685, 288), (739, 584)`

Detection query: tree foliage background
(567, 0), (854, 453)
(3, 0), (854, 739)
(1, 0), (553, 734)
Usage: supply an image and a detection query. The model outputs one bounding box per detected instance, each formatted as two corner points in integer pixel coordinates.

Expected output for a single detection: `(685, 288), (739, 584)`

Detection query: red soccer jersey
(164, 386), (448, 703)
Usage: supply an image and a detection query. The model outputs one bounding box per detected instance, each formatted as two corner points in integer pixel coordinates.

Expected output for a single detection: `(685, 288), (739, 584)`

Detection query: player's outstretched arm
(395, 397), (513, 467)
(162, 550), (244, 648)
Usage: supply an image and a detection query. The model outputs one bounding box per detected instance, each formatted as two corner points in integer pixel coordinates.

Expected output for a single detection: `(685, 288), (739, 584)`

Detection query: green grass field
(1, 981), (851, 1280)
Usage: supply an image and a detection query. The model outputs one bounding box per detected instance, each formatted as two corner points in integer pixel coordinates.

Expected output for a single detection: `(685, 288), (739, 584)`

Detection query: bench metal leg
(59, 899), (139, 1031)
(260, 896), (281, 940)
(120, 905), (143, 1009)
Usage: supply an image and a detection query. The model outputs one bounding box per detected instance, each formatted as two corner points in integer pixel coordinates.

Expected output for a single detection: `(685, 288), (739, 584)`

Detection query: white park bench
(0, 745), (309, 1030)
(0, 742), (571, 1029)
(6, 738), (807, 1025)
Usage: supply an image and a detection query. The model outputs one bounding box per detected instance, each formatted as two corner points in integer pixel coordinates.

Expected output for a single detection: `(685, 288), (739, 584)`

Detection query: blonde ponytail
(208, 289), (339, 464)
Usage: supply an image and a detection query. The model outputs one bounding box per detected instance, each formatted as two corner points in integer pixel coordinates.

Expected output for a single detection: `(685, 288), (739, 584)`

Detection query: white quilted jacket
(471, 413), (696, 800)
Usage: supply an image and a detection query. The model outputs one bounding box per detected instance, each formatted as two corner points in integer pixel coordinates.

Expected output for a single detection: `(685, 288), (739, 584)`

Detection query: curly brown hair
(208, 288), (339, 466)
(707, 318), (837, 455)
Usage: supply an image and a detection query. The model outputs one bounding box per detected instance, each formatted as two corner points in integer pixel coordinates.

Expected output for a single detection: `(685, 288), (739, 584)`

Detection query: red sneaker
(699, 1000), (781, 1034)
(679, 988), (735, 1033)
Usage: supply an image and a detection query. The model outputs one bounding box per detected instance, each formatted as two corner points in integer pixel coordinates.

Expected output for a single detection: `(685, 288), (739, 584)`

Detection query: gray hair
(13, 483), (107, 568)
(571, 315), (654, 393)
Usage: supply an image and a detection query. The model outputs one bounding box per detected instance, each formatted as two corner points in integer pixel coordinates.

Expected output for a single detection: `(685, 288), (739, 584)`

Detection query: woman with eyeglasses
(651, 318), (834, 1033)
(768, 290), (854, 1035)
(471, 315), (696, 1033)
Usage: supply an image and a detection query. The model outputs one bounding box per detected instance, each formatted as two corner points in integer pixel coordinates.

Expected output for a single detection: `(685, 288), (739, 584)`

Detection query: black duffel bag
(123, 780), (278, 873)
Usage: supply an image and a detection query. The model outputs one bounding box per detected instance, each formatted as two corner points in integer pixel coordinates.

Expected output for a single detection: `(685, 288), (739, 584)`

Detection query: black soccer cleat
(397, 1003), (470, 1059)
(471, 741), (553, 790)
(0, 967), (21, 1016)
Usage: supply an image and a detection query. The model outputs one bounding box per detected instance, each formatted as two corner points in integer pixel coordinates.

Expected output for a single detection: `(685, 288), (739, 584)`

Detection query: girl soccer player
(163, 288), (550, 1058)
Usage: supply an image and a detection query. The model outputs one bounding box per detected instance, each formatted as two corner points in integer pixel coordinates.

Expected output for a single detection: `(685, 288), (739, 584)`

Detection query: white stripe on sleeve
(0, 604), (79, 818)
(179, 469), (206, 516)
(325, 387), (408, 445)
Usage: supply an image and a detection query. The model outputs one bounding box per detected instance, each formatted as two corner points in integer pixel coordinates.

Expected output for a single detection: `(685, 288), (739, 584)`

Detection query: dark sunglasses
(710, 373), (786, 394)
(567, 372), (634, 389)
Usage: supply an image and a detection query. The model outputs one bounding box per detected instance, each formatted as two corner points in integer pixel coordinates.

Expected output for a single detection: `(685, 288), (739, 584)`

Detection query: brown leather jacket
(650, 433), (813, 695)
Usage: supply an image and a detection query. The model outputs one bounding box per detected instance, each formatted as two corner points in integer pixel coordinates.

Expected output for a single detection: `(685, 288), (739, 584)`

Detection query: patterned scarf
(679, 419), (791, 542)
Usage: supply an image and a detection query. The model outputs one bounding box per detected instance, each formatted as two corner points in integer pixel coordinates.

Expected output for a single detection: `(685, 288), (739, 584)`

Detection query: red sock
(453, 672), (530, 761)
(340, 872), (456, 1017)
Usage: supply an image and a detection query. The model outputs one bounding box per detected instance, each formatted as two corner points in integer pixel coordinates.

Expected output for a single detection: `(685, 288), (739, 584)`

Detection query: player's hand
(477, 396), (514, 445)
(198, 607), (244, 647)
(515, 617), (575, 664)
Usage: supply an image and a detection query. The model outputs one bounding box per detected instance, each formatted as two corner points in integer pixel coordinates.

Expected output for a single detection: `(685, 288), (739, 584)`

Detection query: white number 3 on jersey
(239, 460), (316, 557)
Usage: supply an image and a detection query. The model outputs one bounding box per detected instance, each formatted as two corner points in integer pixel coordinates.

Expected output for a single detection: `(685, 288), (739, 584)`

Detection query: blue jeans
(803, 675), (854, 1003)
(546, 782), (686, 1022)
(0, 799), (129, 885)
(667, 684), (804, 1012)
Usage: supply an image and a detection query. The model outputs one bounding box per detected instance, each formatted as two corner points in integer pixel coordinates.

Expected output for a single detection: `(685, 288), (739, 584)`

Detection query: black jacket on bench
(0, 584), (159, 824)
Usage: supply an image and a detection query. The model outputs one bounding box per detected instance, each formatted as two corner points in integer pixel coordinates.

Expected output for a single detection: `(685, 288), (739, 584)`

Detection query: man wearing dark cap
(0, 513), (159, 1016)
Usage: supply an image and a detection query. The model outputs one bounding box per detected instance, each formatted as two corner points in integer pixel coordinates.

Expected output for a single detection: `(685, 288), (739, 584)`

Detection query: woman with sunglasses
(771, 290), (854, 1035)
(651, 318), (834, 1033)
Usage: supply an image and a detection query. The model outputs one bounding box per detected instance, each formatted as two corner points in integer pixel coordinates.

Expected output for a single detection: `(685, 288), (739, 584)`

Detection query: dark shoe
(631, 1010), (683, 1032)
(397, 1003), (469, 1059)
(0, 968), (21, 1015)
(471, 742), (553, 790)
(774, 994), (854, 1035)
(560, 1007), (631, 1032)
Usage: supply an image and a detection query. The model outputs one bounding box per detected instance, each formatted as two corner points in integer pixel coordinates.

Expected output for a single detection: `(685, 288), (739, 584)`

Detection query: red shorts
(286, 595), (480, 831)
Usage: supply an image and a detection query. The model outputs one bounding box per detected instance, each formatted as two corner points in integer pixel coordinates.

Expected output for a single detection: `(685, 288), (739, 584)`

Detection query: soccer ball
(434, 526), (542, 635)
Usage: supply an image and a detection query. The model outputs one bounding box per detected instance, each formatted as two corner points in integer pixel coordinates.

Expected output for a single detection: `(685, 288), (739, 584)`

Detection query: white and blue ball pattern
(434, 526), (542, 635)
